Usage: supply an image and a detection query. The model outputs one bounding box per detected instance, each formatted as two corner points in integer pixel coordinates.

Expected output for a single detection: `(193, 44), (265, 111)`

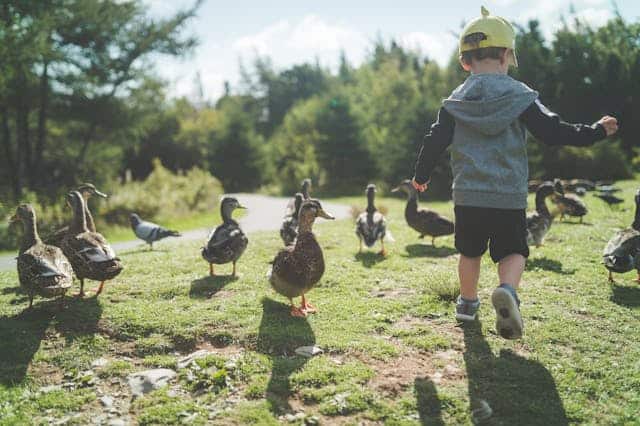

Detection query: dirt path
(0, 194), (352, 271)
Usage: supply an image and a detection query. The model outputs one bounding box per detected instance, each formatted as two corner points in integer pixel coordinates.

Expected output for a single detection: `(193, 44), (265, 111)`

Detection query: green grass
(2, 180), (640, 424)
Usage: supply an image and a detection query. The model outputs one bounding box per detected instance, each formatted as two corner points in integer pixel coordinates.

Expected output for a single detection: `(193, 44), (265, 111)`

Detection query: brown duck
(11, 204), (73, 309)
(45, 183), (107, 247)
(61, 191), (123, 297)
(392, 179), (454, 246)
(268, 199), (334, 317)
(553, 179), (588, 223)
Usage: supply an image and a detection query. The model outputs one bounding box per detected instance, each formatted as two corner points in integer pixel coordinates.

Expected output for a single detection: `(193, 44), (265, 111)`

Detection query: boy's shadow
(403, 244), (457, 258)
(609, 283), (640, 308)
(415, 376), (445, 425)
(257, 298), (315, 414)
(189, 275), (238, 299)
(462, 321), (568, 425)
(0, 295), (102, 386)
(354, 252), (387, 268)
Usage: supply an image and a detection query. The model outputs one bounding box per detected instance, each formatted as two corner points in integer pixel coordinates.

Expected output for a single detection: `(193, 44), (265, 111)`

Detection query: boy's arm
(413, 107), (455, 185)
(520, 99), (607, 146)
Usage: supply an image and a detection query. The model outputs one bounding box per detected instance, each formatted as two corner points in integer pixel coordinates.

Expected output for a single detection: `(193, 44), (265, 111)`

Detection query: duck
(129, 213), (181, 249)
(45, 183), (107, 247)
(603, 189), (640, 283)
(10, 204), (73, 309)
(526, 181), (561, 247)
(61, 191), (123, 297)
(561, 179), (596, 192)
(553, 179), (588, 223)
(268, 199), (334, 317)
(391, 179), (454, 246)
(280, 193), (303, 246)
(202, 197), (248, 277)
(355, 184), (388, 255)
(284, 179), (312, 217)
(595, 193), (624, 208)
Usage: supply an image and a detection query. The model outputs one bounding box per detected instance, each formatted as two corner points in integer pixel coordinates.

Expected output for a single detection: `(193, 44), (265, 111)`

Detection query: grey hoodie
(443, 73), (538, 209)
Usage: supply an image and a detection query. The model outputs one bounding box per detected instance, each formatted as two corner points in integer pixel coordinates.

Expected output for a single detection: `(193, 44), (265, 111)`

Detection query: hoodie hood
(443, 74), (538, 136)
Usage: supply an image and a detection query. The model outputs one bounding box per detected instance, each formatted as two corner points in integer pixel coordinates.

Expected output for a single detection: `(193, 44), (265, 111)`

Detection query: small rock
(305, 416), (320, 426)
(284, 413), (296, 423)
(223, 360), (237, 370)
(294, 346), (323, 358)
(107, 419), (127, 426)
(63, 372), (74, 379)
(294, 412), (305, 420)
(39, 385), (62, 394)
(91, 358), (109, 368)
(127, 369), (177, 397)
(177, 350), (211, 369)
(99, 396), (114, 407)
(62, 382), (75, 389)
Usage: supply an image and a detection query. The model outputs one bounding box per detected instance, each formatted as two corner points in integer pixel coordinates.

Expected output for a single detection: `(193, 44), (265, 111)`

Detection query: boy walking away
(412, 6), (618, 339)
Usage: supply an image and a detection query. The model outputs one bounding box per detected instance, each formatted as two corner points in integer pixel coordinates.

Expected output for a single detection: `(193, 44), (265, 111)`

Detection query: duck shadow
(557, 220), (593, 226)
(610, 283), (640, 308)
(415, 376), (445, 425)
(1, 286), (30, 305)
(189, 275), (238, 299)
(258, 298), (315, 415)
(462, 321), (568, 425)
(403, 244), (457, 258)
(0, 294), (103, 385)
(526, 257), (575, 275)
(355, 251), (387, 268)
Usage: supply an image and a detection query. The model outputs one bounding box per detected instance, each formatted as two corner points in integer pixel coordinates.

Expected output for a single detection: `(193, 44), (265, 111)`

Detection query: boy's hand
(598, 115), (618, 136)
(411, 178), (428, 192)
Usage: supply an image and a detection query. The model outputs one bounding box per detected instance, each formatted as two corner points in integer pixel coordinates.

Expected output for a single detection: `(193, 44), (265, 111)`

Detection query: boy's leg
(489, 209), (529, 339)
(454, 206), (489, 321)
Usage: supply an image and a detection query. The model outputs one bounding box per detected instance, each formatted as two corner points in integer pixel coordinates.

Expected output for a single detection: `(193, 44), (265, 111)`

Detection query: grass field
(1, 181), (640, 425)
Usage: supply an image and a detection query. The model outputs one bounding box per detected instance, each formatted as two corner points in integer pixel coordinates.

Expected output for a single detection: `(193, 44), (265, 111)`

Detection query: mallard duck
(10, 204), (73, 309)
(355, 184), (387, 255)
(391, 179), (454, 246)
(280, 193), (303, 246)
(553, 180), (588, 223)
(268, 199), (334, 317)
(129, 213), (181, 249)
(202, 197), (248, 277)
(526, 181), (561, 247)
(284, 178), (312, 217)
(595, 193), (624, 207)
(45, 183), (107, 246)
(61, 191), (123, 297)
(603, 189), (640, 283)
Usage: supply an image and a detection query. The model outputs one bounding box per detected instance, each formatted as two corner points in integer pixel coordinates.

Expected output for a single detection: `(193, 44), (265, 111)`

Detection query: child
(411, 6), (618, 339)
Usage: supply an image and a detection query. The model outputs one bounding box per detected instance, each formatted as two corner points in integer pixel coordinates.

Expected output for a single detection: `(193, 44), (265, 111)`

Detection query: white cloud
(397, 32), (457, 66)
(232, 20), (291, 56)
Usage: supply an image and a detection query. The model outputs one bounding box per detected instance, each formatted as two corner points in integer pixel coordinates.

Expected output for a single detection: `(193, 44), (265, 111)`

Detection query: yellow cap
(459, 6), (518, 67)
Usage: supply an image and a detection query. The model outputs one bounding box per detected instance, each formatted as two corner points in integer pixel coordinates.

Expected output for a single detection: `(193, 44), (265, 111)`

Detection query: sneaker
(455, 296), (480, 321)
(491, 285), (523, 339)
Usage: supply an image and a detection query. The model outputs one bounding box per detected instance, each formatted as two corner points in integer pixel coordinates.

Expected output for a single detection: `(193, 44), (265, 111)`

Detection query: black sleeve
(520, 99), (607, 147)
(413, 107), (455, 185)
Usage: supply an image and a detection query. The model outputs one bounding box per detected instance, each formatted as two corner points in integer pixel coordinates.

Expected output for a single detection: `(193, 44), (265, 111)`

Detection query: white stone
(127, 369), (177, 397)
(91, 358), (109, 368)
(294, 346), (323, 358)
(99, 396), (114, 407)
(177, 350), (211, 369)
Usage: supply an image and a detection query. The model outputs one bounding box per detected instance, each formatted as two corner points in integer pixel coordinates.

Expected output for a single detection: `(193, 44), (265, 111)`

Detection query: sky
(146, 0), (640, 102)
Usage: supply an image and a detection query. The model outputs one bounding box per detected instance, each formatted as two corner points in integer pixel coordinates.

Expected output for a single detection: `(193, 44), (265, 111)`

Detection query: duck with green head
(268, 199), (334, 317)
(61, 191), (123, 297)
(11, 204), (73, 309)
(392, 179), (454, 246)
(202, 196), (248, 277)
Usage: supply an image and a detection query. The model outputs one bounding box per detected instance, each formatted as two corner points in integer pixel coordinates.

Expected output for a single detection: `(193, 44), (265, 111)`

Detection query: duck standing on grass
(11, 204), (73, 309)
(268, 199), (334, 317)
(280, 193), (303, 246)
(392, 179), (454, 246)
(355, 184), (389, 256)
(129, 213), (181, 249)
(553, 179), (588, 223)
(45, 183), (108, 247)
(603, 189), (640, 283)
(284, 178), (312, 216)
(595, 193), (624, 208)
(61, 191), (123, 297)
(202, 197), (248, 277)
(526, 181), (563, 247)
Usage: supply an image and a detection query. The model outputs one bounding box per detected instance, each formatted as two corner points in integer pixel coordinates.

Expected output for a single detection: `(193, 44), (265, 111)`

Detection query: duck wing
(414, 209), (455, 237)
(203, 224), (248, 263)
(280, 216), (298, 246)
(356, 211), (386, 246)
(603, 228), (640, 272)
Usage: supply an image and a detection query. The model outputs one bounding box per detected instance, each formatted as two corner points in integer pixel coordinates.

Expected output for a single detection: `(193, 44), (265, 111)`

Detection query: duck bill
(94, 189), (108, 198)
(318, 209), (335, 220)
(237, 204), (248, 210)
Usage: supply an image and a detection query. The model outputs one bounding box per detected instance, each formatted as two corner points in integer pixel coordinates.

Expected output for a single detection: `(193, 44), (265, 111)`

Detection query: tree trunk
(1, 105), (19, 198)
(33, 60), (49, 185)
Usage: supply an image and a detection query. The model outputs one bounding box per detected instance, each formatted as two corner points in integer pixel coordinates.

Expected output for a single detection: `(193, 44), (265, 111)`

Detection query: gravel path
(0, 194), (352, 271)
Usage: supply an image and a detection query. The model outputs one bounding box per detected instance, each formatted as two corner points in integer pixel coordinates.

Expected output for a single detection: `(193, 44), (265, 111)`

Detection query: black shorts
(454, 205), (529, 263)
